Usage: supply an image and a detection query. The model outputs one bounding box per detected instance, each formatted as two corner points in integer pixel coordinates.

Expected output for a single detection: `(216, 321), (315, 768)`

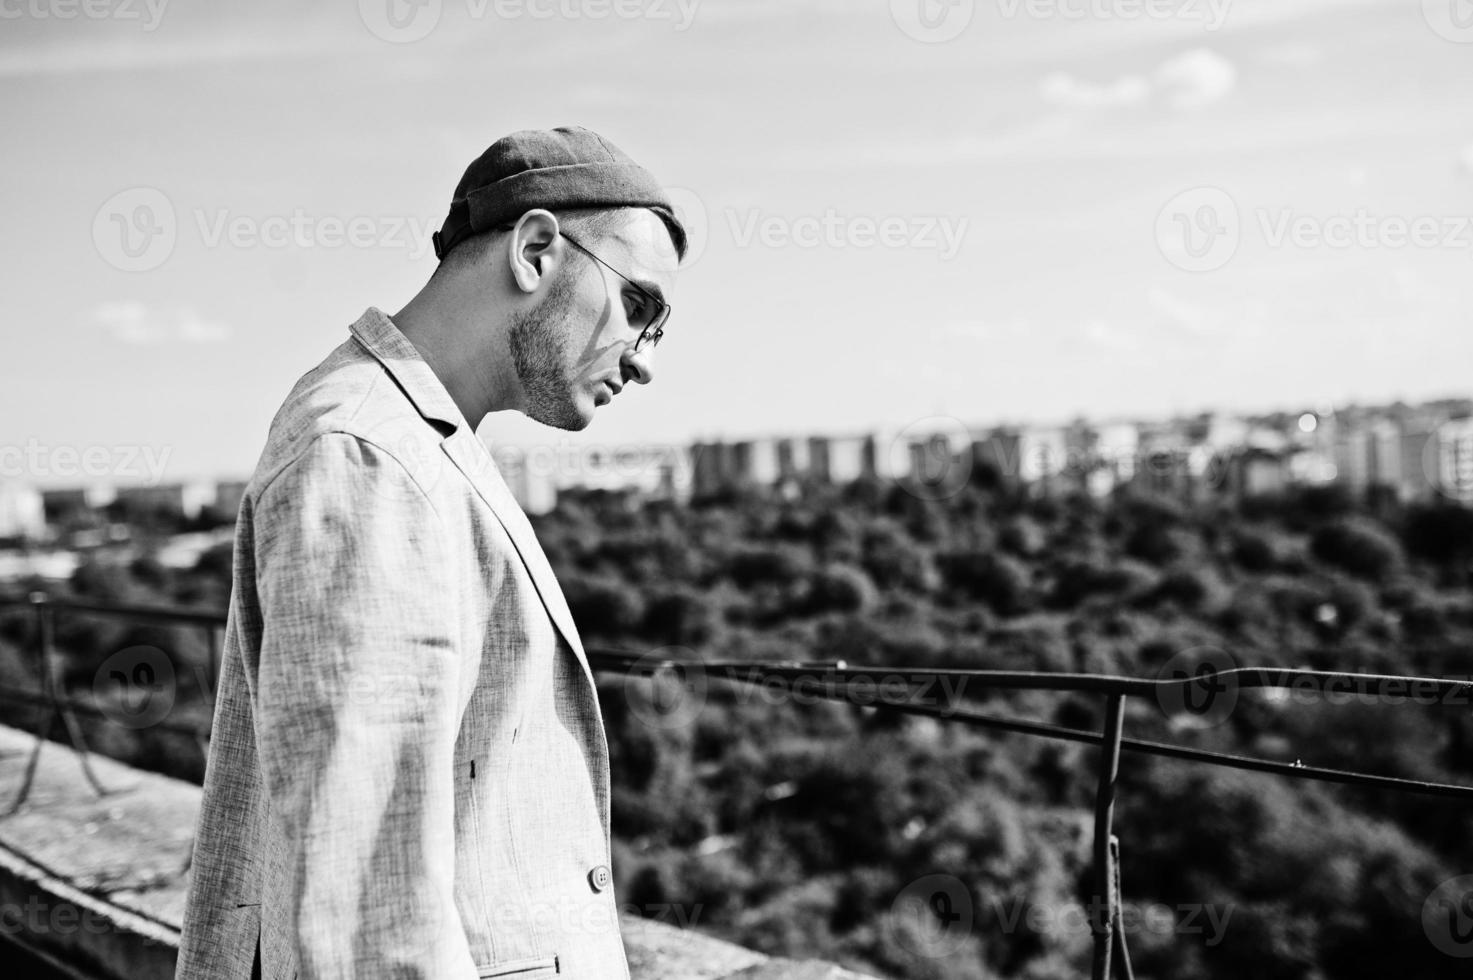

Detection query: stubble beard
(508, 274), (588, 432)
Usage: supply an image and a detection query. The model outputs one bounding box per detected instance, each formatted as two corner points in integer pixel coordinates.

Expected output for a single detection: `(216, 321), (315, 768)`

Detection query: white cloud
(91, 302), (232, 344)
(1040, 72), (1150, 110)
(1041, 49), (1237, 112)
(1153, 49), (1238, 109)
(1081, 319), (1140, 351)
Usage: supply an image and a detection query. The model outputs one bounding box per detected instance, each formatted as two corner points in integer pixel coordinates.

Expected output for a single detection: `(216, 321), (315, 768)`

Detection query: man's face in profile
(510, 209), (680, 431)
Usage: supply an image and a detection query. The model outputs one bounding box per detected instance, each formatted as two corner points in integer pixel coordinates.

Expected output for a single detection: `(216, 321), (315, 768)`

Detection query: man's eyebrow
(629, 278), (667, 308)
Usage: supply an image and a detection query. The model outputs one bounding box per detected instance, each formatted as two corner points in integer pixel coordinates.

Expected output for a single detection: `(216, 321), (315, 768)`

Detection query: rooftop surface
(0, 724), (881, 980)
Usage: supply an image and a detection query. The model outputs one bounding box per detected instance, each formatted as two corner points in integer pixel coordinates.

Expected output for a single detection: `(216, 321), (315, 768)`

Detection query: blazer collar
(348, 307), (468, 437)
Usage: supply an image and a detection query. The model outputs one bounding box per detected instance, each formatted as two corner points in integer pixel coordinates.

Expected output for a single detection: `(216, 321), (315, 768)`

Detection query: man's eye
(626, 293), (651, 325)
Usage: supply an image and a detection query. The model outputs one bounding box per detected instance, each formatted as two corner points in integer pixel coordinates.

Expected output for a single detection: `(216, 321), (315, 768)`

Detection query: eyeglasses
(560, 231), (670, 353)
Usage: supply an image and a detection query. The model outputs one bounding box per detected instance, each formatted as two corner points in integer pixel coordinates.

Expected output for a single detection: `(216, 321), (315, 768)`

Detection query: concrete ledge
(0, 726), (879, 980)
(0, 834), (178, 979)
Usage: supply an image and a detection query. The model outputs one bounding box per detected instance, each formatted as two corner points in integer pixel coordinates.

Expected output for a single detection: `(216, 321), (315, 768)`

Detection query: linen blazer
(176, 308), (628, 980)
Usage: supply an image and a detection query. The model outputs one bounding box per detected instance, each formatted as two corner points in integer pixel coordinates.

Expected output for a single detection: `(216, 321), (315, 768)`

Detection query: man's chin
(526, 399), (594, 432)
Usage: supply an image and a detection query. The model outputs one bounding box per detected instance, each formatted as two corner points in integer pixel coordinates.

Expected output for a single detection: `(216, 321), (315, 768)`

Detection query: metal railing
(3, 592), (1473, 980)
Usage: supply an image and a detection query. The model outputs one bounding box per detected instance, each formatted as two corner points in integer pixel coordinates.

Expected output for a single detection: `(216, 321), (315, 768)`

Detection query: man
(176, 126), (686, 980)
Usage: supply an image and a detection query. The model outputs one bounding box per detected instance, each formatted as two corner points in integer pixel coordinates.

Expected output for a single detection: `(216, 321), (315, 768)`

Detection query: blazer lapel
(441, 430), (598, 694)
(346, 308), (597, 693)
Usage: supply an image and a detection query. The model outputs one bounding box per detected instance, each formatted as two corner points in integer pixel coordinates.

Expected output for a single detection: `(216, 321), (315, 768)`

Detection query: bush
(999, 516), (1047, 557)
(1048, 558), (1157, 609)
(1124, 522), (1192, 565)
(805, 563), (878, 615)
(1403, 502), (1473, 567)
(726, 543), (814, 589)
(860, 523), (938, 594)
(1310, 518), (1403, 582)
(564, 574), (646, 637)
(1149, 566), (1219, 610)
(1231, 528), (1277, 572)
(937, 550), (1035, 616)
(642, 587), (717, 647)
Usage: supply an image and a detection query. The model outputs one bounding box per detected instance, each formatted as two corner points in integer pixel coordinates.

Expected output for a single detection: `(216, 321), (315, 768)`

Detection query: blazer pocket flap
(477, 954), (559, 978)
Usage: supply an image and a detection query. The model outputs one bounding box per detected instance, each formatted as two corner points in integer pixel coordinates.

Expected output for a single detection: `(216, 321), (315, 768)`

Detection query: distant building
(827, 435), (872, 484)
(1332, 415), (1376, 491)
(691, 441), (743, 498)
(113, 481), (216, 521)
(1089, 423), (1140, 497)
(1365, 417), (1404, 489)
(1130, 424), (1196, 500)
(490, 447), (557, 515)
(734, 439), (780, 486)
(775, 437), (810, 481)
(1199, 412), (1250, 451)
(1429, 418), (1473, 504)
(0, 483), (45, 539)
(1399, 422), (1439, 500)
(1287, 447), (1338, 485)
(972, 426), (1069, 492)
(40, 484), (114, 524)
(1225, 447), (1289, 498)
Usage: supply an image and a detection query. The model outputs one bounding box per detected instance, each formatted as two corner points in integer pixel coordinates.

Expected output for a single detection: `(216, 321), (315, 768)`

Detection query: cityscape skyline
(4, 391), (1469, 543)
(1, 388), (1469, 491)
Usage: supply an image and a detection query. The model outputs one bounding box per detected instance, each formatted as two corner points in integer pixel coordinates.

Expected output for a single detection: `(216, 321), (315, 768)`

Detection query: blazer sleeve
(251, 431), (476, 980)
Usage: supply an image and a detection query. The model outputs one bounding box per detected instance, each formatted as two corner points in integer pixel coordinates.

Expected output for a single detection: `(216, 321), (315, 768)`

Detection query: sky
(2, 0), (1472, 486)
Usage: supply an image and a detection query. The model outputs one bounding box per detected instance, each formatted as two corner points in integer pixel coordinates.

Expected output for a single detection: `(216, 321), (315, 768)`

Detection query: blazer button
(587, 864), (612, 893)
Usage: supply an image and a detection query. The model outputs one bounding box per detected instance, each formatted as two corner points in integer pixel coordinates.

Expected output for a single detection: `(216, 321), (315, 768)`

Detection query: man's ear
(507, 209), (561, 294)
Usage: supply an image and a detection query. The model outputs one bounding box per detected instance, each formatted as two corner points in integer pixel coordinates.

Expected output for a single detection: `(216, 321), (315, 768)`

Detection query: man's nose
(620, 344), (655, 386)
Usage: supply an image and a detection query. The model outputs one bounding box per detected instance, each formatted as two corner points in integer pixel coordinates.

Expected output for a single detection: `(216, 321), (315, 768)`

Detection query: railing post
(4, 592), (108, 815)
(7, 592), (55, 814)
(1091, 693), (1126, 980)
